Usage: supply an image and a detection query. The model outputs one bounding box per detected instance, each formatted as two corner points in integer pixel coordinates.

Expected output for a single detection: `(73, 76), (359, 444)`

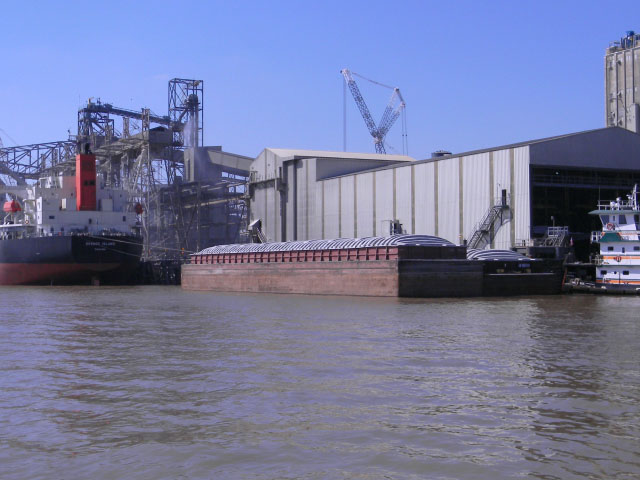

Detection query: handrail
(467, 195), (510, 249)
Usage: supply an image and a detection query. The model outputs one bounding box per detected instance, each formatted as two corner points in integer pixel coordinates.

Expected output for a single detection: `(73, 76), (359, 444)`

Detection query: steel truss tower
(169, 78), (203, 151)
(0, 78), (249, 262)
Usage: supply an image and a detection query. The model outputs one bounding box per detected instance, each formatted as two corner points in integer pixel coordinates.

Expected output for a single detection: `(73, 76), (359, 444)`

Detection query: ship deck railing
(595, 199), (639, 211)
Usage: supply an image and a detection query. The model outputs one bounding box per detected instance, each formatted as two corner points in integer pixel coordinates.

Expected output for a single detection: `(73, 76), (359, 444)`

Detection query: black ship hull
(0, 234), (142, 285)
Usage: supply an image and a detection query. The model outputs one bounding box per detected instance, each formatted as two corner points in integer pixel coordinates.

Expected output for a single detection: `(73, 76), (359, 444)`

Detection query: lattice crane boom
(377, 88), (405, 142)
(341, 68), (406, 155)
(341, 68), (385, 154)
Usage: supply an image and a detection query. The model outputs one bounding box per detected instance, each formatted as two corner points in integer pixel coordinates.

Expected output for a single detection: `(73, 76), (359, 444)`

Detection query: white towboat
(590, 185), (640, 292)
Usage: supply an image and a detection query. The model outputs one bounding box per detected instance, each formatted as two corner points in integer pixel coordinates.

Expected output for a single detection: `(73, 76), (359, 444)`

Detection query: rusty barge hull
(182, 240), (563, 297)
(182, 259), (486, 297)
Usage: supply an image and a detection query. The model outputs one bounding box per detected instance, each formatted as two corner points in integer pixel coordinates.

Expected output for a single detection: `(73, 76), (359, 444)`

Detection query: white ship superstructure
(0, 152), (142, 285)
(1, 175), (139, 239)
(26, 174), (138, 236)
(591, 185), (640, 291)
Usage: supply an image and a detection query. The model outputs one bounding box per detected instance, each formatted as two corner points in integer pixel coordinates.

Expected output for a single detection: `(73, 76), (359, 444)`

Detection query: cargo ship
(0, 152), (143, 285)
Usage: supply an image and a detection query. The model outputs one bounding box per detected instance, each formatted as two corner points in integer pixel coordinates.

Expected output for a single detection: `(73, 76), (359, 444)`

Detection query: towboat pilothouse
(591, 185), (640, 292)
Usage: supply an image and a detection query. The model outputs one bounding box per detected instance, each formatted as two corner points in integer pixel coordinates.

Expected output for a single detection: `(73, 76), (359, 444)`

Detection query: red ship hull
(0, 234), (142, 285)
(0, 262), (123, 285)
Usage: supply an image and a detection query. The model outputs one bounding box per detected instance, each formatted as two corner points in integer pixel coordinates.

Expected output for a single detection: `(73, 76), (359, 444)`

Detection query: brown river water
(0, 286), (639, 479)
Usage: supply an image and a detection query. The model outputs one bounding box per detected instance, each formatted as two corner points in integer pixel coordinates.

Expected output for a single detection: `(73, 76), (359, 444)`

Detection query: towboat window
(619, 214), (627, 224)
(608, 246), (614, 251)
(622, 247), (626, 253)
(601, 270), (607, 275)
(623, 271), (630, 275)
(634, 246), (640, 251)
(601, 215), (609, 225)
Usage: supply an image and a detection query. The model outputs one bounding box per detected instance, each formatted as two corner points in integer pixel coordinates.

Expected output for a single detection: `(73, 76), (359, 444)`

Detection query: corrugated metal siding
(395, 166), (412, 234)
(492, 149), (511, 197)
(253, 185), (269, 240)
(492, 149), (511, 249)
(313, 178), (323, 240)
(322, 178), (340, 239)
(251, 149), (281, 241)
(253, 147), (532, 248)
(375, 170), (394, 236)
(305, 159), (317, 240)
(264, 186), (275, 242)
(356, 173), (374, 237)
(413, 162), (435, 235)
(462, 153), (490, 242)
(340, 175), (355, 238)
(513, 146), (530, 246)
(437, 158), (460, 244)
(285, 162), (295, 241)
(278, 158), (318, 241)
(294, 162), (303, 240)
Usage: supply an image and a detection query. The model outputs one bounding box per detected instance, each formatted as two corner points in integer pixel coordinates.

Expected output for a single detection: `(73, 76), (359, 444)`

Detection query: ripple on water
(0, 288), (639, 479)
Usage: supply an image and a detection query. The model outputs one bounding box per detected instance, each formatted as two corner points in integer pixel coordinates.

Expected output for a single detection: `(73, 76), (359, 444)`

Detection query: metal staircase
(541, 226), (569, 246)
(468, 194), (510, 249)
(248, 218), (268, 243)
(255, 228), (267, 243)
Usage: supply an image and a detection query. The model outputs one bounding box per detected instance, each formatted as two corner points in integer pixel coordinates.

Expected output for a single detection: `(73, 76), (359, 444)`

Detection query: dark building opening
(530, 166), (640, 261)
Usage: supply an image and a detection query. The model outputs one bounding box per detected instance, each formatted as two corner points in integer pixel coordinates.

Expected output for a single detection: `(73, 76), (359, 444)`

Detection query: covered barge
(182, 235), (562, 297)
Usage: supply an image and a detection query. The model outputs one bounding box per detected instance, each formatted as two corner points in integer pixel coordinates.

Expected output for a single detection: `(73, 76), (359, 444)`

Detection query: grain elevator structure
(605, 31), (640, 133)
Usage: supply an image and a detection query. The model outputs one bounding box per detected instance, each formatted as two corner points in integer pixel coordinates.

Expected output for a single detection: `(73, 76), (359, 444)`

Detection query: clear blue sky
(0, 0), (638, 159)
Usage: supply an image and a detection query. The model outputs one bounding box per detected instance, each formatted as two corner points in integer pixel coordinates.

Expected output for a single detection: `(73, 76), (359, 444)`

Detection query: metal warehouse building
(249, 127), (640, 257)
